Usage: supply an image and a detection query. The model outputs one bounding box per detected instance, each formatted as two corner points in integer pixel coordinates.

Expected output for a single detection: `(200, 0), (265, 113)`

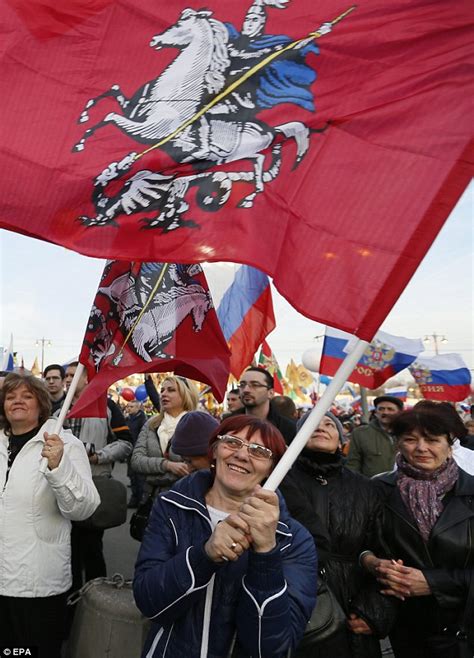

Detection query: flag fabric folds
(71, 261), (230, 417)
(320, 327), (423, 389)
(286, 361), (314, 391)
(284, 359), (313, 403)
(384, 386), (408, 402)
(258, 340), (284, 394)
(216, 266), (275, 379)
(30, 357), (41, 376)
(409, 354), (472, 402)
(2, 335), (15, 371)
(0, 1), (472, 341)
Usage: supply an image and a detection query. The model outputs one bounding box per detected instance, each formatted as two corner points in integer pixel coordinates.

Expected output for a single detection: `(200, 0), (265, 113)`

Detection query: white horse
(132, 284), (211, 360)
(75, 8), (311, 212)
(74, 8), (230, 151)
(97, 264), (212, 361)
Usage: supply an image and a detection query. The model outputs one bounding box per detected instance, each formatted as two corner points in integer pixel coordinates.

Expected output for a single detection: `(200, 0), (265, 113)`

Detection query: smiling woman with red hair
(133, 414), (316, 658)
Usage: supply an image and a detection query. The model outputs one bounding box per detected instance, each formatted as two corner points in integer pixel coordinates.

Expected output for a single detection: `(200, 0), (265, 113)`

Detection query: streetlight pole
(36, 338), (52, 373)
(423, 332), (448, 355)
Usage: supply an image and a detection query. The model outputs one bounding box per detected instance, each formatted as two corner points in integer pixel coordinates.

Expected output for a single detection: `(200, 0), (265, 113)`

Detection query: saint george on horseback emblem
(73, 1), (355, 232)
(84, 262), (213, 368)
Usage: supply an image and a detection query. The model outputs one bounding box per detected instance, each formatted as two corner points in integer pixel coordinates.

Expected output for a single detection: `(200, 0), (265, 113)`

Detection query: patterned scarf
(396, 453), (459, 541)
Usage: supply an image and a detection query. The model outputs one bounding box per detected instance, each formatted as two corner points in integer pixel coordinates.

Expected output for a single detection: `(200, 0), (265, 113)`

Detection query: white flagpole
(39, 363), (85, 474)
(264, 338), (369, 491)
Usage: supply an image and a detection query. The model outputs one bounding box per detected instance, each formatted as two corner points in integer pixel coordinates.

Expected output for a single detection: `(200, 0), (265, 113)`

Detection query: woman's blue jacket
(133, 469), (317, 658)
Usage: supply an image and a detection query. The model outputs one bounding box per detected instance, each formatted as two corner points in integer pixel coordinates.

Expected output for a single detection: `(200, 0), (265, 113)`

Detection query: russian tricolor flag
(385, 386), (408, 401)
(216, 266), (275, 379)
(320, 327), (423, 389)
(409, 354), (472, 402)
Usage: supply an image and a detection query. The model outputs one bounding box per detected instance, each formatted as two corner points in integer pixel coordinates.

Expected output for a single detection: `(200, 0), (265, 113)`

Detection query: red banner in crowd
(71, 261), (230, 417)
(0, 0), (473, 339)
(259, 340), (284, 394)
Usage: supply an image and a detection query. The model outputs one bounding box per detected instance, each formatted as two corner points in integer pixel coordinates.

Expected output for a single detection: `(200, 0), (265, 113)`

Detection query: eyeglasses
(217, 434), (273, 460)
(237, 381), (270, 390)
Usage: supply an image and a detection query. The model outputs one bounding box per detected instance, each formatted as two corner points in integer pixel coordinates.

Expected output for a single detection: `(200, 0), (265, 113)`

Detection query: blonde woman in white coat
(0, 373), (100, 658)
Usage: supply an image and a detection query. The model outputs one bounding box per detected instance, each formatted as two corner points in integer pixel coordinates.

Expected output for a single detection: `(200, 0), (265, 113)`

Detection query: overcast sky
(1, 181), (472, 379)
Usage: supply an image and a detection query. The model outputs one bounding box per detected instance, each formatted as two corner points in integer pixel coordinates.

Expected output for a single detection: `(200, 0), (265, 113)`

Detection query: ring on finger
(220, 555), (229, 562)
(230, 542), (238, 551)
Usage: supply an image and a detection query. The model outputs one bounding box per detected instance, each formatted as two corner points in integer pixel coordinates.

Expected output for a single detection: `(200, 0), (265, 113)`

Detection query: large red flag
(70, 261), (230, 417)
(0, 0), (472, 340)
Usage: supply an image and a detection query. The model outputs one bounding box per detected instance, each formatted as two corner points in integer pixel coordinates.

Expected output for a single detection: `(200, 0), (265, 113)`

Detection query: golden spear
(135, 5), (356, 160)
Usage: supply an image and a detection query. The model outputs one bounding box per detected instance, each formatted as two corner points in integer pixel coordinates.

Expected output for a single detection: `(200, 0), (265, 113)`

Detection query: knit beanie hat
(171, 411), (219, 456)
(296, 410), (344, 442)
(373, 395), (404, 411)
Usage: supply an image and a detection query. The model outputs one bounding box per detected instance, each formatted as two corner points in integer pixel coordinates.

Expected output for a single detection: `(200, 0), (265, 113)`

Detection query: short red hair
(208, 414), (286, 466)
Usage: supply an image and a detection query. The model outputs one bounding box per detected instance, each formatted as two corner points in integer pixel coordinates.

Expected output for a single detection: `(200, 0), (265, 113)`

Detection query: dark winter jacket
(374, 469), (474, 658)
(374, 468), (474, 657)
(460, 433), (474, 450)
(133, 470), (317, 658)
(280, 450), (397, 658)
(127, 409), (147, 443)
(232, 402), (297, 445)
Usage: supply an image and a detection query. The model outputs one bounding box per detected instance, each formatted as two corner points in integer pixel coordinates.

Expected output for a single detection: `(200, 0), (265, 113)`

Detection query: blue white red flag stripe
(217, 266), (271, 341)
(320, 327), (423, 389)
(385, 386), (408, 401)
(216, 265), (276, 379)
(409, 354), (471, 402)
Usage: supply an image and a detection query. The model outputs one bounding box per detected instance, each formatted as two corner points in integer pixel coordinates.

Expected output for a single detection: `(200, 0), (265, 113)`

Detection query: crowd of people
(0, 364), (473, 658)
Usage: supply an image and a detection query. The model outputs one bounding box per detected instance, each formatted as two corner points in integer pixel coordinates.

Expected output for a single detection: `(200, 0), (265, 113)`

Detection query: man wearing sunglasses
(233, 367), (296, 445)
